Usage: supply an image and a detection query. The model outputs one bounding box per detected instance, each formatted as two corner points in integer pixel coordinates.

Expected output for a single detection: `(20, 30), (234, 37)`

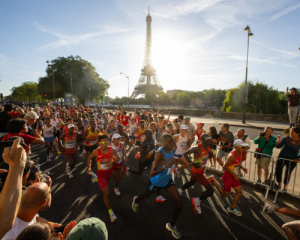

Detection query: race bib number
(89, 140), (97, 145)
(100, 163), (111, 170)
(234, 166), (239, 174)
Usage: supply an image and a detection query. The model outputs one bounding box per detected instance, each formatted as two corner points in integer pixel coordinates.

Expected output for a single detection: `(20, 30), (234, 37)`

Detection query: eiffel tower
(131, 7), (163, 99)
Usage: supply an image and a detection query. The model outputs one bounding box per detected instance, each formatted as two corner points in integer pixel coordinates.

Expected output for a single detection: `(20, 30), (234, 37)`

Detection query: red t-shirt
(7, 112), (20, 118)
(135, 116), (141, 124)
(2, 133), (36, 153)
(120, 116), (129, 127)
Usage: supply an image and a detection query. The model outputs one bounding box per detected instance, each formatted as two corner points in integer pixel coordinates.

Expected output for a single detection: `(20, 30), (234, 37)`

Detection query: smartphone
(0, 140), (14, 164)
(54, 225), (67, 233)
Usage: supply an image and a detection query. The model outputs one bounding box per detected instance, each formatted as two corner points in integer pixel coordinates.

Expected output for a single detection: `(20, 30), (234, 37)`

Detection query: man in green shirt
(253, 127), (277, 184)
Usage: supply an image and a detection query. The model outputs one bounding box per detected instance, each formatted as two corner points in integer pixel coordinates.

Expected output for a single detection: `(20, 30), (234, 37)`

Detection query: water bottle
(91, 174), (98, 183)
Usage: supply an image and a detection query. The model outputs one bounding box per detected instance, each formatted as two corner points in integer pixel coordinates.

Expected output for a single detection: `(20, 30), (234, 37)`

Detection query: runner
(87, 134), (120, 222)
(177, 134), (214, 214)
(58, 124), (79, 178)
(131, 134), (182, 239)
(132, 120), (146, 149)
(111, 133), (127, 195)
(166, 123), (176, 136)
(82, 120), (98, 175)
(208, 126), (219, 167)
(51, 113), (62, 155)
(43, 117), (57, 162)
(105, 120), (117, 139)
(116, 125), (129, 145)
(210, 139), (248, 216)
(173, 125), (192, 178)
(126, 116), (138, 148)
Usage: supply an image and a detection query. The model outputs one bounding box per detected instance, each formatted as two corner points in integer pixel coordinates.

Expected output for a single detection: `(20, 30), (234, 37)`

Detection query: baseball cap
(167, 123), (173, 127)
(184, 117), (190, 121)
(68, 124), (75, 128)
(180, 125), (188, 130)
(200, 134), (212, 141)
(24, 111), (39, 120)
(131, 116), (135, 120)
(233, 139), (249, 147)
(66, 217), (108, 240)
(112, 133), (121, 140)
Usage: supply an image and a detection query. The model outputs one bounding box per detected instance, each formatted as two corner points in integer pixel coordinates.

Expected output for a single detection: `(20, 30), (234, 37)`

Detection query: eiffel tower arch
(131, 7), (163, 99)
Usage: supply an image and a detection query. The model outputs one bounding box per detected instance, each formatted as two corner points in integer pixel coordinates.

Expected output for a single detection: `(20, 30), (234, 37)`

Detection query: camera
(260, 132), (266, 137)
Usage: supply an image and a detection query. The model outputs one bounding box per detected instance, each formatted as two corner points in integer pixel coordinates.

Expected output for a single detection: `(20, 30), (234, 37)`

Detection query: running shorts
(54, 130), (60, 139)
(85, 144), (98, 153)
(135, 140), (141, 146)
(112, 161), (123, 171)
(44, 136), (54, 143)
(96, 170), (112, 189)
(149, 178), (174, 191)
(175, 154), (183, 158)
(65, 152), (77, 160)
(191, 172), (209, 187)
(222, 172), (241, 192)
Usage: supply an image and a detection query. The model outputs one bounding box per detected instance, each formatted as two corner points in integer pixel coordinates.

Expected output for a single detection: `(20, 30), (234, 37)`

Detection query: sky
(0, 0), (299, 98)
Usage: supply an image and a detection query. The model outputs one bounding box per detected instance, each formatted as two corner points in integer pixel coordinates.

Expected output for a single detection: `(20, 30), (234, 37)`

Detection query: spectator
(16, 222), (51, 240)
(2, 118), (44, 154)
(140, 110), (148, 122)
(175, 114), (185, 129)
(208, 126), (219, 167)
(274, 127), (300, 191)
(24, 111), (39, 136)
(0, 139), (27, 239)
(195, 123), (206, 142)
(184, 117), (195, 139)
(234, 128), (251, 160)
(217, 123), (234, 167)
(253, 127), (277, 184)
(285, 87), (300, 128)
(2, 181), (60, 240)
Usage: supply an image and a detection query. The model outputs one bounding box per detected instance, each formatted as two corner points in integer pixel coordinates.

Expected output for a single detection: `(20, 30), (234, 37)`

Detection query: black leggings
(129, 158), (153, 175)
(181, 179), (214, 200)
(135, 183), (182, 226)
(275, 156), (297, 185)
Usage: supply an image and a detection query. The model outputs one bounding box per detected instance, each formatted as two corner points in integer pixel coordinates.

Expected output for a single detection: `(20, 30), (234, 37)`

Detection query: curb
(217, 122), (286, 131)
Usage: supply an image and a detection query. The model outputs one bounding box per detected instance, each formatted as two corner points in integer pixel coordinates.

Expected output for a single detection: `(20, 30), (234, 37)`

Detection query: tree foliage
(222, 81), (288, 114)
(37, 55), (109, 104)
(177, 92), (190, 106)
(10, 82), (42, 102)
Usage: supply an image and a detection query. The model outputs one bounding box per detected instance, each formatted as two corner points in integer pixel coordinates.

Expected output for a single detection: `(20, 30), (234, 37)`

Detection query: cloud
(34, 23), (134, 51)
(269, 2), (300, 22)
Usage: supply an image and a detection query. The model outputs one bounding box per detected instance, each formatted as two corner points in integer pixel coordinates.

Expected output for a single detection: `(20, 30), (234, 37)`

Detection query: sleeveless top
(191, 143), (210, 174)
(96, 147), (113, 172)
(196, 129), (203, 141)
(107, 125), (116, 134)
(112, 142), (123, 164)
(224, 150), (241, 177)
(150, 148), (175, 189)
(175, 134), (188, 155)
(43, 125), (54, 138)
(50, 118), (59, 128)
(83, 120), (89, 127)
(129, 122), (138, 135)
(85, 128), (97, 146)
(137, 127), (146, 142)
(64, 132), (77, 153)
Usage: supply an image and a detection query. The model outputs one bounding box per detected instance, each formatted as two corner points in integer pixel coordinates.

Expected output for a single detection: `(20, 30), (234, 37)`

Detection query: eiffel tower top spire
(131, 7), (163, 99)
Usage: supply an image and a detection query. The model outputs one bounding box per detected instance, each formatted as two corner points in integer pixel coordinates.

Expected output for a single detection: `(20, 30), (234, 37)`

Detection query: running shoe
(46, 156), (51, 162)
(114, 188), (121, 196)
(110, 212), (117, 222)
(274, 183), (281, 190)
(192, 197), (201, 214)
(177, 188), (183, 196)
(68, 172), (74, 178)
(156, 195), (166, 203)
(263, 202), (274, 214)
(206, 175), (215, 183)
(256, 179), (261, 184)
(49, 153), (53, 158)
(125, 166), (130, 177)
(132, 196), (139, 213)
(227, 207), (242, 216)
(166, 223), (181, 239)
(57, 150), (62, 155)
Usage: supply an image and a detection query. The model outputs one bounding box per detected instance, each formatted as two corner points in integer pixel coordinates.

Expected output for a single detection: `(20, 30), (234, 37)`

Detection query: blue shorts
(175, 154), (183, 158)
(129, 136), (136, 140)
(44, 136), (54, 143)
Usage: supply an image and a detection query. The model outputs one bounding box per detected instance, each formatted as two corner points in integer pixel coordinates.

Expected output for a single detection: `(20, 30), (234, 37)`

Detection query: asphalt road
(33, 120), (297, 240)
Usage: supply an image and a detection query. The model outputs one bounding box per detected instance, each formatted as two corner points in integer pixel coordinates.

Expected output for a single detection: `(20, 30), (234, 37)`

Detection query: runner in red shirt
(87, 134), (120, 222)
(210, 139), (248, 217)
(177, 134), (214, 214)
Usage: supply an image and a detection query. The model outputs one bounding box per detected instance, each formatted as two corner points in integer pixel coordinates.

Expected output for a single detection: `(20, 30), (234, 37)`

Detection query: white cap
(68, 124), (75, 128)
(131, 116), (135, 120)
(112, 133), (121, 140)
(180, 125), (188, 130)
(24, 111), (39, 120)
(234, 139), (249, 147)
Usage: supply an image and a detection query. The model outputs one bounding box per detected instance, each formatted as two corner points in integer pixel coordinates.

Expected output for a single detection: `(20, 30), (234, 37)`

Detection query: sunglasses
(100, 141), (109, 145)
(236, 146), (246, 149)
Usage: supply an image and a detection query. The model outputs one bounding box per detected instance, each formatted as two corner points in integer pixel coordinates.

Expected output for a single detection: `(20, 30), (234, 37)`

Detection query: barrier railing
(271, 156), (299, 203)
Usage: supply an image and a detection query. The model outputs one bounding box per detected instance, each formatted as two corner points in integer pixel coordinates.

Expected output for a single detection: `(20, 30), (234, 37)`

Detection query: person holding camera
(285, 87), (300, 128)
(253, 127), (277, 184)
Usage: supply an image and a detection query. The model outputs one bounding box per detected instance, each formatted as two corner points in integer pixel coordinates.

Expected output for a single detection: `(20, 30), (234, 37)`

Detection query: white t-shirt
(3, 215), (37, 240)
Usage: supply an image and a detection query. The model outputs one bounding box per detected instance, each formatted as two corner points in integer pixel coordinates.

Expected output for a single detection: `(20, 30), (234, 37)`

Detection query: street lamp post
(120, 72), (129, 110)
(46, 61), (55, 103)
(242, 25), (253, 124)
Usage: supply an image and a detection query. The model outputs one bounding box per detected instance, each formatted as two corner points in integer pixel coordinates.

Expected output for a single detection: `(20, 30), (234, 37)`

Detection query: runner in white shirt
(43, 117), (56, 162)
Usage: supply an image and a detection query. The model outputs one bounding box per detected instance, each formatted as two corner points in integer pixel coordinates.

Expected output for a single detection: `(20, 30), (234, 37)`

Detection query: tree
(222, 81), (288, 114)
(158, 92), (171, 105)
(37, 55), (109, 104)
(10, 82), (42, 103)
(177, 92), (190, 106)
(145, 92), (158, 105)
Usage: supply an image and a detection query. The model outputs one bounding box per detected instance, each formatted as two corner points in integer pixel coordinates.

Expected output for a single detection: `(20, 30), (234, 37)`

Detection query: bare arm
(87, 149), (98, 168)
(183, 146), (199, 164)
(32, 131), (44, 144)
(58, 133), (65, 151)
(0, 140), (26, 239)
(112, 148), (120, 163)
